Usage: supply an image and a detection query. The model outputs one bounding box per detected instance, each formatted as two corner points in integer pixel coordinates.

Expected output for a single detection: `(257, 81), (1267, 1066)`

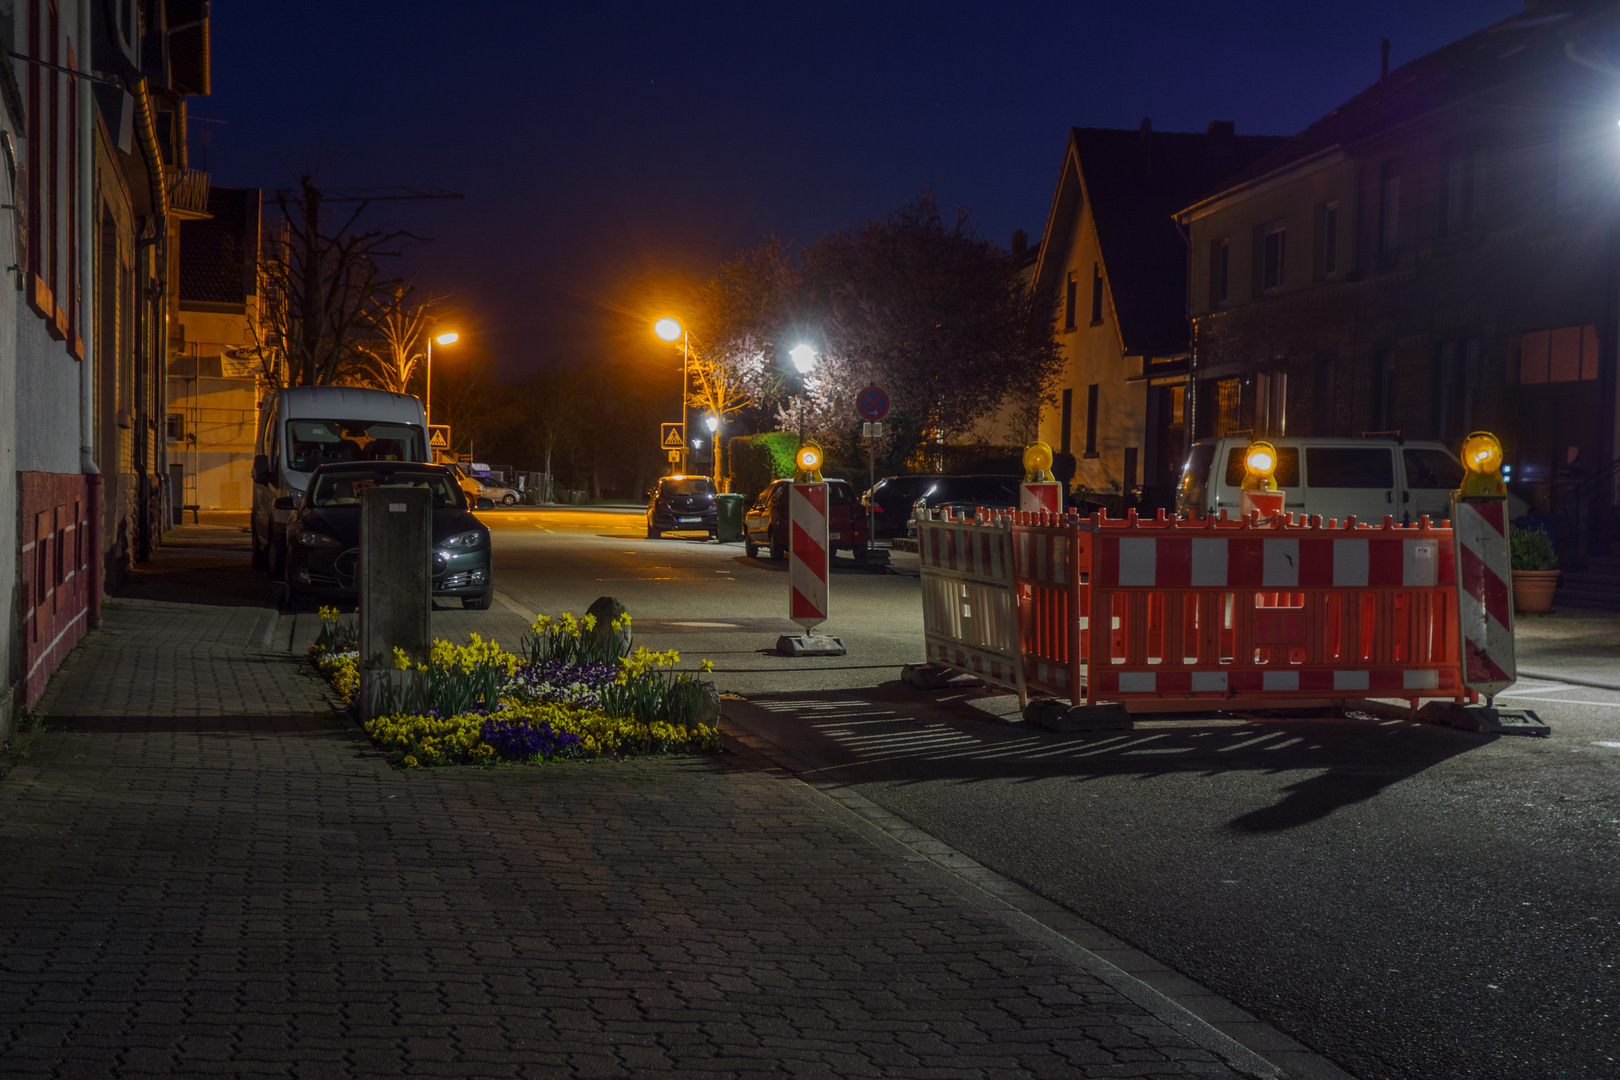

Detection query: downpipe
(77, 0), (100, 628)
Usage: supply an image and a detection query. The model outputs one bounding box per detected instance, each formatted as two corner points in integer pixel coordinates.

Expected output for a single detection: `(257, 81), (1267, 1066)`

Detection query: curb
(1517, 668), (1620, 693)
(722, 723), (1356, 1080)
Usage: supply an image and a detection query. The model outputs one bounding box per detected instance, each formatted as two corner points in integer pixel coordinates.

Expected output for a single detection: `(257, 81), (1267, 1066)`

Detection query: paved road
(484, 508), (1620, 1080)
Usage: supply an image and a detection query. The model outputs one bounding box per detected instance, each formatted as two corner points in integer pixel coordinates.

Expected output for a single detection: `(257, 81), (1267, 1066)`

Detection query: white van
(1176, 437), (1466, 525)
(250, 386), (429, 575)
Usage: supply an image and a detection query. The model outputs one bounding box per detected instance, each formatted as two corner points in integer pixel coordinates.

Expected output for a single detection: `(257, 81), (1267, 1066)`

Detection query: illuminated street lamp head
(653, 317), (683, 342)
(434, 332), (459, 346)
(788, 343), (817, 374)
(1241, 440), (1279, 492)
(704, 415), (719, 433)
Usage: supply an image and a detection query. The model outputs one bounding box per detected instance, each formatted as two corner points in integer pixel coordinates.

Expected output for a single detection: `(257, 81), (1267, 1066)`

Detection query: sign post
(777, 444), (846, 657)
(857, 386), (890, 551)
(660, 423), (685, 472)
(428, 424), (451, 464)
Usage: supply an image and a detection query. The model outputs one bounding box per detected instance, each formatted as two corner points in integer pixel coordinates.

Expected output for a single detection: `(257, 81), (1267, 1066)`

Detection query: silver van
(250, 386), (430, 576)
(1176, 437), (1465, 525)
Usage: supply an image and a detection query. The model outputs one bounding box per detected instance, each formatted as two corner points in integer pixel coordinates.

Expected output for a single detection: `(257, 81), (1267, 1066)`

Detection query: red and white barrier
(1020, 481), (1062, 514)
(916, 509), (1025, 699)
(1451, 496), (1516, 699)
(788, 482), (829, 631)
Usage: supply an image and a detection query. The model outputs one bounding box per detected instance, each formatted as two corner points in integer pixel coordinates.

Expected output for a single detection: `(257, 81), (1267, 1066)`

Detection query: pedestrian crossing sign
(660, 423), (684, 450)
(429, 425), (451, 449)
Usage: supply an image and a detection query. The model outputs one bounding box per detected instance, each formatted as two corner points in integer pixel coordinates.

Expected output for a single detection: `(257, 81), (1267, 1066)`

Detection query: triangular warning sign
(661, 423), (684, 449)
(429, 424), (451, 449)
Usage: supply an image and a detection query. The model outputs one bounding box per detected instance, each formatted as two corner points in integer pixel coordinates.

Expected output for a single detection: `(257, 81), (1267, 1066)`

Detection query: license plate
(829, 531), (842, 539)
(677, 517), (700, 523)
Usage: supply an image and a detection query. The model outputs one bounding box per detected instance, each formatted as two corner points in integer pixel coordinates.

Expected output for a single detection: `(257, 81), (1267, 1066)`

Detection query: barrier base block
(777, 633), (847, 657)
(1416, 701), (1549, 737)
(902, 663), (982, 691)
(1025, 699), (1133, 733)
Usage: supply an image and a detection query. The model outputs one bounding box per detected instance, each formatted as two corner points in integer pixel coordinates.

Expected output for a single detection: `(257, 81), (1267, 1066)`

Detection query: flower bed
(310, 607), (719, 768)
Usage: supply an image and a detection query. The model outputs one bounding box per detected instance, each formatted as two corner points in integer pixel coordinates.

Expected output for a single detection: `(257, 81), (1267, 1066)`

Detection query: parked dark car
(905, 474), (1023, 536)
(646, 475), (718, 539)
(861, 474), (945, 539)
(744, 478), (870, 560)
(283, 462), (493, 609)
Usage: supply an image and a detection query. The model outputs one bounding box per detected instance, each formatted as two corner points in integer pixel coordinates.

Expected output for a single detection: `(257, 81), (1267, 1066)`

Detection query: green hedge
(728, 433), (799, 500)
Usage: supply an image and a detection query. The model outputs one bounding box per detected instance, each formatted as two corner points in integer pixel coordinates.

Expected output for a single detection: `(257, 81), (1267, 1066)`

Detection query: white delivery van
(1176, 437), (1466, 524)
(250, 386), (429, 576)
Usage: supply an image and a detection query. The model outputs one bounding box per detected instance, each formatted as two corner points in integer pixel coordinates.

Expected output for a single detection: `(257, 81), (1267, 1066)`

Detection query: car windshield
(828, 482), (855, 505)
(308, 470), (461, 508)
(286, 419), (424, 472)
(661, 478), (715, 497)
(927, 477), (1019, 504)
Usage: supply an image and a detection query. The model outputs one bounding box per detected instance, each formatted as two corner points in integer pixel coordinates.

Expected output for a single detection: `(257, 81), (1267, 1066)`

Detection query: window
(1371, 350), (1398, 431)
(1224, 446), (1300, 488)
(1403, 448), (1465, 491)
(1379, 159), (1401, 255)
(1179, 442), (1216, 511)
(1090, 264), (1103, 324)
(284, 420), (425, 472)
(1306, 447), (1394, 489)
(1431, 340), (1479, 439)
(1064, 273), (1077, 331)
(1215, 378), (1241, 436)
(1255, 369), (1286, 436)
(1311, 353), (1336, 435)
(1439, 143), (1474, 237)
(1318, 203), (1338, 276)
(1123, 447), (1138, 493)
(1058, 388), (1072, 454)
(1084, 384), (1099, 456)
(1520, 326), (1599, 385)
(1208, 239), (1229, 305)
(1261, 225), (1285, 290)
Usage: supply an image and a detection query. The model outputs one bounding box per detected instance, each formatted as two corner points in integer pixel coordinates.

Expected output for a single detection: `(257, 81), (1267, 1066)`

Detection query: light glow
(704, 415), (719, 433)
(1461, 431), (1504, 475)
(789, 344), (817, 374)
(1245, 445), (1276, 475)
(434, 332), (459, 345)
(653, 317), (683, 342)
(796, 444), (822, 470)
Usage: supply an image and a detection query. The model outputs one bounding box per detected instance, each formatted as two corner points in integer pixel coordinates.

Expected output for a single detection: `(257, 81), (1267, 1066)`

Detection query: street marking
(1593, 742), (1620, 749)
(1489, 696), (1620, 709)
(1496, 684), (1575, 697)
(667, 621), (740, 628)
(493, 591), (535, 622)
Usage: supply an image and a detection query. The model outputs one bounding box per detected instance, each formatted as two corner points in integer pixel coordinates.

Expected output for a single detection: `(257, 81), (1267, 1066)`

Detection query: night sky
(201, 1), (1522, 382)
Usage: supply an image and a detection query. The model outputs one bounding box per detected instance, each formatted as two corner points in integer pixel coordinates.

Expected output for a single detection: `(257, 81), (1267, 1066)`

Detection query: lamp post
(654, 317), (688, 473)
(704, 415), (720, 487)
(425, 330), (460, 458)
(789, 344), (817, 447)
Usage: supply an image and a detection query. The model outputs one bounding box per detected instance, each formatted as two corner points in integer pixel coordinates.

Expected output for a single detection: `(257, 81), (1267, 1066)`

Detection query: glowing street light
(704, 415), (718, 433)
(654, 317), (690, 472)
(789, 343), (817, 374)
(425, 329), (462, 434)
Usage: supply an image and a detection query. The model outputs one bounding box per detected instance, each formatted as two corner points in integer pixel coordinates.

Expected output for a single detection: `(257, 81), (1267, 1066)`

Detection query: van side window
(1180, 443), (1216, 510)
(1223, 447), (1299, 487)
(1404, 448), (1465, 490)
(1306, 447), (1394, 488)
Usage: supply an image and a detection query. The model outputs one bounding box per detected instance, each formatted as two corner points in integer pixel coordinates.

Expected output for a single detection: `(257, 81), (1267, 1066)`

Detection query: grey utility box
(359, 485), (432, 718)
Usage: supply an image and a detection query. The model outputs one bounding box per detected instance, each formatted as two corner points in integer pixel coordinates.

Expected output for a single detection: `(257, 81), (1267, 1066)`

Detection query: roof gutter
(1174, 144), (1346, 224)
(128, 76), (167, 220)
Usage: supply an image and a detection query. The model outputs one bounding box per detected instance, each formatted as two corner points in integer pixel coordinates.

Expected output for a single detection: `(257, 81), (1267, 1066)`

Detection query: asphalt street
(479, 505), (1620, 1080)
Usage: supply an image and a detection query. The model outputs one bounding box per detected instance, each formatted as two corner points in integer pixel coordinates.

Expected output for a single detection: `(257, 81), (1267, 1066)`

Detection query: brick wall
(20, 471), (90, 705)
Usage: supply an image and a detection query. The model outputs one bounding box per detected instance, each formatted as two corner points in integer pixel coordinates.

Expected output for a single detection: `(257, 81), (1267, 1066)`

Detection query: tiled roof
(1048, 126), (1287, 356)
(1199, 3), (1620, 204)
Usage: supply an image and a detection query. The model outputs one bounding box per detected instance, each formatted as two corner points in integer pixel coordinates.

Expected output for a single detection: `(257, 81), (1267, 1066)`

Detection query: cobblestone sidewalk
(0, 598), (1265, 1079)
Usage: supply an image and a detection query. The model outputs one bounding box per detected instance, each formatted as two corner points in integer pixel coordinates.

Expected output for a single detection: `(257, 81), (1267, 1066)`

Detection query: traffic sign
(855, 384), (890, 422)
(429, 424), (451, 449)
(660, 423), (684, 450)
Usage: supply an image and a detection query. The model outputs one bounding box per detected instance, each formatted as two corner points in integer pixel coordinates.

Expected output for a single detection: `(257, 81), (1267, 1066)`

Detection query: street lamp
(425, 331), (460, 453)
(654, 317), (689, 473)
(788, 344), (817, 447)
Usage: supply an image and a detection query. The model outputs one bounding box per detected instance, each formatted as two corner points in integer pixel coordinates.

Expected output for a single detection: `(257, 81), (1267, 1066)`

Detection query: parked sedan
(862, 474), (945, 539)
(646, 475), (718, 538)
(744, 478), (869, 560)
(283, 462), (494, 609)
(905, 474), (1023, 536)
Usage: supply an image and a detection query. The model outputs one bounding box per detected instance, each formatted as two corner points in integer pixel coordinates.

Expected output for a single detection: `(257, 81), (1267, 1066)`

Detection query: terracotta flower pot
(1511, 569), (1561, 614)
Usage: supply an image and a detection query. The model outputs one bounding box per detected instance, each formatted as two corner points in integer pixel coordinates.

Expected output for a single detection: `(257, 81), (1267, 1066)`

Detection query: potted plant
(1509, 527), (1560, 614)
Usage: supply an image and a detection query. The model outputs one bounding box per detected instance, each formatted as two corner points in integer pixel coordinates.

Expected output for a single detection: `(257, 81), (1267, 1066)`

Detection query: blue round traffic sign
(856, 385), (890, 422)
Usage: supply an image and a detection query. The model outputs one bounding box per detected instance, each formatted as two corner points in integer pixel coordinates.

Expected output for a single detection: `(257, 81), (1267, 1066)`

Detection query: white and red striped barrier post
(1020, 482), (1062, 514)
(1452, 494), (1516, 702)
(788, 481), (829, 631)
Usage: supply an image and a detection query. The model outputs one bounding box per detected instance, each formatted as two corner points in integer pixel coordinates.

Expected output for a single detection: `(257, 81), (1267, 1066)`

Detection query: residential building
(0, 0), (209, 721)
(1030, 122), (1285, 505)
(1176, 1), (1620, 592)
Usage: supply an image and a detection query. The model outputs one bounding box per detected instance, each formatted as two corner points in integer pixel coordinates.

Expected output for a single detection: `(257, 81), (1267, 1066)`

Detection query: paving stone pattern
(0, 599), (1244, 1079)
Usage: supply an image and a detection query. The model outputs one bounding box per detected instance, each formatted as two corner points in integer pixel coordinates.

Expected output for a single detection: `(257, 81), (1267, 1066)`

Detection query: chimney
(1011, 230), (1028, 255)
(1140, 116), (1153, 139)
(1207, 120), (1235, 140)
(1381, 38), (1390, 80)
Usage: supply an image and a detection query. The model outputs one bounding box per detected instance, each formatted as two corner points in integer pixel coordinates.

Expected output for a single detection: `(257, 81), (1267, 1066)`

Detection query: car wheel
(251, 527), (267, 572)
(708, 529), (719, 540)
(502, 494), (517, 505)
(463, 589), (493, 611)
(268, 533), (286, 581)
(745, 537), (758, 558)
(647, 525), (662, 539)
(770, 536), (786, 560)
(853, 544), (870, 562)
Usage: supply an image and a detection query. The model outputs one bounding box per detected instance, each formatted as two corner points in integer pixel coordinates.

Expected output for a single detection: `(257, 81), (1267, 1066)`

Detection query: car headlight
(296, 531), (341, 548)
(441, 530), (485, 550)
(285, 488), (305, 505)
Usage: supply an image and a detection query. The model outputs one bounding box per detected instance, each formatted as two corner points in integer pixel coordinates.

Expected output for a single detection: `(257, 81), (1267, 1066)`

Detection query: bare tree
(245, 176), (426, 387)
(518, 367), (584, 503)
(351, 283), (441, 394)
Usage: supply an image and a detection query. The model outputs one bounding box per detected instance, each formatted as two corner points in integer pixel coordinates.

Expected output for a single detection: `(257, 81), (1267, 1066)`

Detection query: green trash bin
(715, 493), (746, 542)
(569, 489), (583, 506)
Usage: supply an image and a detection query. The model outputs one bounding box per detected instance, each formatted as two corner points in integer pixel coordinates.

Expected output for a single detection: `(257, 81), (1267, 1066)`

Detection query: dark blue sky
(200, 1), (1523, 378)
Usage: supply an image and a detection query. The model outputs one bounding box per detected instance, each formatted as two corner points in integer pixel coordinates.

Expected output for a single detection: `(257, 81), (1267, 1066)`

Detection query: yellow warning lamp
(1459, 431), (1506, 498)
(794, 443), (825, 483)
(1241, 440), (1279, 492)
(1022, 440), (1055, 482)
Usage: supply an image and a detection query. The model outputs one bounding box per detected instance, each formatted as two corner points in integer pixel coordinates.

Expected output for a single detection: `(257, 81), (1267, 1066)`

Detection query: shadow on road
(729, 682), (1496, 833)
